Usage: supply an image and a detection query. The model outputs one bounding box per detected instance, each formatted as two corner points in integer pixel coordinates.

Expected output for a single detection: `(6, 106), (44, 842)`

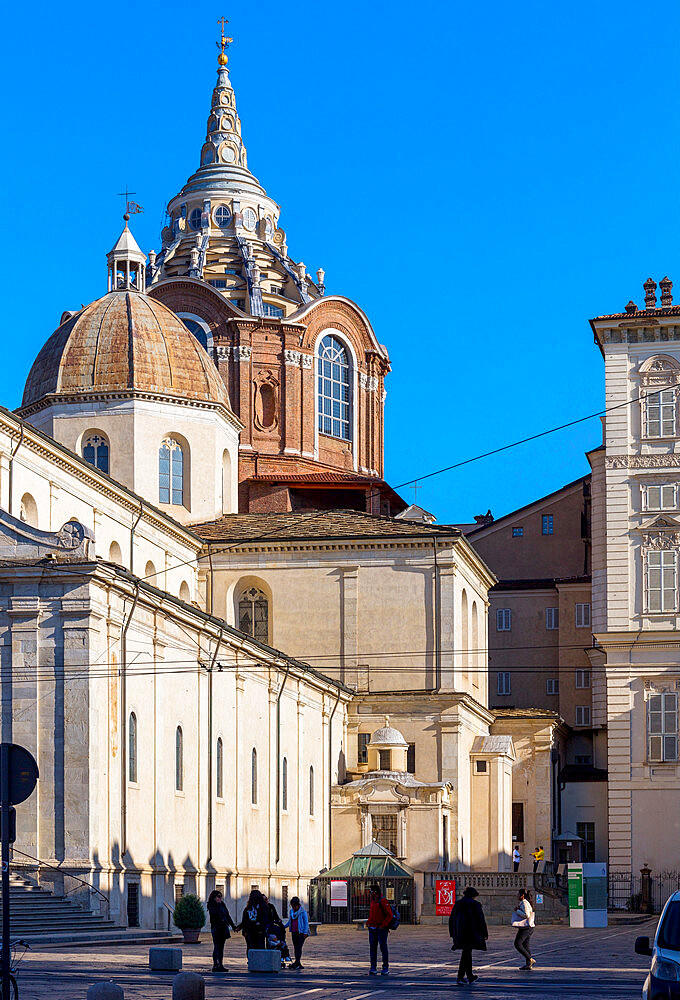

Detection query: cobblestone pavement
(11, 921), (656, 999)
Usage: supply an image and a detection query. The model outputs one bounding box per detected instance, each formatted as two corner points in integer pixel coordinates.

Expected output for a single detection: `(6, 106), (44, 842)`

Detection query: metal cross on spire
(217, 15), (233, 64)
(116, 186), (144, 221)
(411, 480), (422, 504)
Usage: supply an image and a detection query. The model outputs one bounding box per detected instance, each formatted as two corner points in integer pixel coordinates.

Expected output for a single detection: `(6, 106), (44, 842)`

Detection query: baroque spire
(199, 18), (248, 173)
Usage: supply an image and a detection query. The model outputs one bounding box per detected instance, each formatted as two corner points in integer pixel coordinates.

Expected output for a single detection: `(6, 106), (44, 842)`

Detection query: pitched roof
(191, 509), (463, 543)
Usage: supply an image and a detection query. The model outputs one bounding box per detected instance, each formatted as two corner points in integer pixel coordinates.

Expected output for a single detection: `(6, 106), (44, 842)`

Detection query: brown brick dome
(22, 290), (230, 411)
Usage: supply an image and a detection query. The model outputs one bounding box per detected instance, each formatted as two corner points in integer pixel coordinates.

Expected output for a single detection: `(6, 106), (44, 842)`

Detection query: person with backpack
(366, 883), (393, 976)
(512, 888), (536, 970)
(449, 886), (488, 985)
(240, 889), (268, 954)
(284, 896), (310, 970)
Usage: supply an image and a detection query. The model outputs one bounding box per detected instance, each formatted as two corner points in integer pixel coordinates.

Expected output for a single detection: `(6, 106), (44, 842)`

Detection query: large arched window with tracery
(317, 334), (351, 440)
(159, 437), (184, 505)
(82, 431), (110, 473)
(238, 586), (269, 642)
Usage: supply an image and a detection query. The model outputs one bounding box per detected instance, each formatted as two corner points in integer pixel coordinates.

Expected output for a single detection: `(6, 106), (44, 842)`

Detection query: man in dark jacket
(449, 886), (488, 985)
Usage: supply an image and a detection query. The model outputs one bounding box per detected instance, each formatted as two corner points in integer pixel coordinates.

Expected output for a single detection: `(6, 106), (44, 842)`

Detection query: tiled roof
(592, 305), (680, 322)
(190, 509), (462, 543)
(22, 291), (230, 410)
(250, 472), (379, 484)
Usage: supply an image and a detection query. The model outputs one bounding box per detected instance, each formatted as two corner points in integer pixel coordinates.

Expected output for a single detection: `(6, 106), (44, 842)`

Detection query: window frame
(175, 726), (184, 792)
(542, 514), (554, 535)
(647, 692), (678, 763)
(497, 671), (511, 696)
(188, 207), (203, 231)
(575, 669), (591, 689)
(128, 711), (138, 784)
(357, 732), (370, 765)
(159, 437), (185, 506)
(282, 756), (288, 812)
(644, 386), (677, 439)
(309, 765), (315, 817)
(216, 736), (224, 799)
(575, 705), (591, 727)
(496, 608), (512, 631)
(575, 603), (591, 628)
(512, 527), (524, 537)
(251, 747), (258, 805)
(645, 548), (678, 614)
(545, 607), (559, 630)
(82, 431), (110, 474)
(238, 586), (269, 643)
(643, 483), (678, 512)
(576, 821), (596, 863)
(317, 333), (352, 442)
(546, 678), (559, 695)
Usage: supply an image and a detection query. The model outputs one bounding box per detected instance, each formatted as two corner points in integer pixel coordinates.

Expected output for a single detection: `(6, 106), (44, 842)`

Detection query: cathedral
(0, 28), (556, 928)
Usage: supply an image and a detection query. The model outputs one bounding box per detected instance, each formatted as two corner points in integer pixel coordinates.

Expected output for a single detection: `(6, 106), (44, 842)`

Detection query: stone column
(340, 566), (358, 687)
(7, 596), (40, 856)
(300, 354), (315, 460)
(283, 350), (302, 456)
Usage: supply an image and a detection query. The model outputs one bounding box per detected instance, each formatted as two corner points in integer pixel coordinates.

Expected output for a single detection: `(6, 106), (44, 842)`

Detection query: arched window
(129, 712), (137, 783)
(182, 318), (208, 350)
(216, 737), (224, 799)
(179, 581), (191, 603)
(19, 493), (38, 528)
(309, 765), (315, 816)
(189, 208), (202, 231)
(239, 587), (269, 642)
(251, 748), (258, 804)
(144, 560), (157, 582)
(159, 437), (185, 505)
(317, 334), (351, 440)
(282, 756), (288, 811)
(109, 541), (123, 564)
(175, 726), (184, 792)
(82, 432), (110, 474)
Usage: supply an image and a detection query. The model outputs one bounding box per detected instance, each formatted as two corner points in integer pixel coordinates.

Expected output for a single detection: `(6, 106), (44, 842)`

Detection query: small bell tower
(107, 214), (147, 291)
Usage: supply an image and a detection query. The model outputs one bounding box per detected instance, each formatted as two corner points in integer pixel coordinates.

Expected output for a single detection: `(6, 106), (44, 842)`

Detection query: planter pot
(181, 928), (201, 944)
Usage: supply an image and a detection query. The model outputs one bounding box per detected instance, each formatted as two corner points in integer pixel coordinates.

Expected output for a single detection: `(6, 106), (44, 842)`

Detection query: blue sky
(3, 0), (679, 522)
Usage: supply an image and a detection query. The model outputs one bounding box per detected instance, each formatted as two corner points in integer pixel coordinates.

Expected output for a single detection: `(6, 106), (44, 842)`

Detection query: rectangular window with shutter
(647, 550), (678, 613)
(357, 732), (370, 764)
(575, 705), (591, 727)
(545, 607), (559, 630)
(645, 388), (677, 438)
(648, 692), (678, 762)
(496, 608), (512, 631)
(407, 743), (416, 774)
(644, 484), (678, 511)
(575, 669), (591, 689)
(575, 603), (591, 628)
(497, 671), (511, 696)
(546, 678), (559, 695)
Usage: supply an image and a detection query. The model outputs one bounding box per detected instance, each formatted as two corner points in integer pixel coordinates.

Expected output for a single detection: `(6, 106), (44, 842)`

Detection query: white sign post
(330, 879), (348, 907)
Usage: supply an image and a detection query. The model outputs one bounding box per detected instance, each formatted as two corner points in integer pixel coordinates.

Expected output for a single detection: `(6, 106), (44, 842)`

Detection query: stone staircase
(0, 871), (180, 947)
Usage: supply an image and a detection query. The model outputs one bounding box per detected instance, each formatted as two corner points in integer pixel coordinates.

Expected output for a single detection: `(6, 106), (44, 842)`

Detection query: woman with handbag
(511, 889), (536, 970)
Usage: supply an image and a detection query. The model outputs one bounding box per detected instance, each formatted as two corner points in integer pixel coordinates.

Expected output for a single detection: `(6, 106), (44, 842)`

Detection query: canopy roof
(317, 841), (413, 879)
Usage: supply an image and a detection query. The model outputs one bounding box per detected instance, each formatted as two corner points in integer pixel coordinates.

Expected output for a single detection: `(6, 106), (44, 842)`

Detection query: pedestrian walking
(366, 883), (393, 976)
(531, 845), (544, 872)
(240, 889), (268, 954)
(207, 889), (237, 972)
(512, 889), (536, 970)
(513, 845), (521, 872)
(284, 896), (310, 969)
(449, 886), (488, 985)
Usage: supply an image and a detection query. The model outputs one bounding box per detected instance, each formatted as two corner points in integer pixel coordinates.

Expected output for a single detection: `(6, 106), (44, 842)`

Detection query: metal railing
(10, 849), (110, 919)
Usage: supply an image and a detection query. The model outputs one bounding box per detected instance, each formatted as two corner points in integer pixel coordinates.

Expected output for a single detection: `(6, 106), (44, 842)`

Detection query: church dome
(21, 290), (230, 412)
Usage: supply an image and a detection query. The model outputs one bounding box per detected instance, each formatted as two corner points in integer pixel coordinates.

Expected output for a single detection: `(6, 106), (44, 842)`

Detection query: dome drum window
(318, 334), (351, 440)
(159, 437), (185, 506)
(189, 208), (203, 231)
(242, 207), (257, 231)
(214, 205), (232, 229)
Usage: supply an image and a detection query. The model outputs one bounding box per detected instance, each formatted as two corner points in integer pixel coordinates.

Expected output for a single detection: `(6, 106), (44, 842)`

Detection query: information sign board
(330, 879), (348, 907)
(435, 879), (456, 916)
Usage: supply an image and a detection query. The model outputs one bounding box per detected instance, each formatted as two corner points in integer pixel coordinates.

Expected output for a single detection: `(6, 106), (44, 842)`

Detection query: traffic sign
(0, 744), (38, 805)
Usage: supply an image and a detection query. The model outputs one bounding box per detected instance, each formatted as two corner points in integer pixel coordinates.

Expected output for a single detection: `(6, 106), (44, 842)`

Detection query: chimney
(473, 510), (494, 526)
(624, 300), (637, 314)
(660, 276), (673, 307)
(644, 277), (657, 309)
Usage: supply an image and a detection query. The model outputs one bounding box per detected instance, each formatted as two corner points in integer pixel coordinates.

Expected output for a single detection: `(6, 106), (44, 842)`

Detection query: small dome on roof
(368, 717), (408, 748)
(21, 290), (231, 412)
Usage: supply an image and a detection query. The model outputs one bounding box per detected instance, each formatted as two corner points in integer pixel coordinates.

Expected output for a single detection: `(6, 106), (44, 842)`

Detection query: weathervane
(116, 186), (144, 222)
(217, 15), (233, 66)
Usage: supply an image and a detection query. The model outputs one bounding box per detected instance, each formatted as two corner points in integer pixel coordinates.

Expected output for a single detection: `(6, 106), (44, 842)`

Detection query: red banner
(435, 879), (456, 915)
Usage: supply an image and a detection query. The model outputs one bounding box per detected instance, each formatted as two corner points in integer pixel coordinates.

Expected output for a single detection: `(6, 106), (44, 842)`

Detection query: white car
(635, 890), (680, 999)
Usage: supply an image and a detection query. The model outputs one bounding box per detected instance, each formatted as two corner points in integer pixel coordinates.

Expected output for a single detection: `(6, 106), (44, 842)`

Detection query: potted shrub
(173, 893), (206, 943)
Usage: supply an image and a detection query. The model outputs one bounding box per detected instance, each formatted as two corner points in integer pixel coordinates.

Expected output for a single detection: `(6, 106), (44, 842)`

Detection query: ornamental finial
(217, 16), (233, 66)
(384, 715), (390, 728)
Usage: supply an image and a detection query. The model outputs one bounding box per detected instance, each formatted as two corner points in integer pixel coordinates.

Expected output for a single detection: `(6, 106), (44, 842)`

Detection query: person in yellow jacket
(531, 846), (544, 872)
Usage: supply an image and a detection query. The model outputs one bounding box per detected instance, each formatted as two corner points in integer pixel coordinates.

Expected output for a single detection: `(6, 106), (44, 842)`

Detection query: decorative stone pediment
(638, 354), (680, 389)
(0, 510), (95, 562)
(639, 514), (680, 548)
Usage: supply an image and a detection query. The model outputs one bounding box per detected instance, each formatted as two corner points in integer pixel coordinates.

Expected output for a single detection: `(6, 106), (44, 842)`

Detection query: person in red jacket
(366, 883), (393, 975)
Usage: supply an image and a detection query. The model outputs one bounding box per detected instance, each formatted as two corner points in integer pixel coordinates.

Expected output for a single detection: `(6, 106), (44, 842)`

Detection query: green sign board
(568, 866), (583, 910)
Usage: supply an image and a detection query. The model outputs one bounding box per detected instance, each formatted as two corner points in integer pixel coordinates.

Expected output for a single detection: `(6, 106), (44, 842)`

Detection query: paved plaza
(10, 920), (654, 999)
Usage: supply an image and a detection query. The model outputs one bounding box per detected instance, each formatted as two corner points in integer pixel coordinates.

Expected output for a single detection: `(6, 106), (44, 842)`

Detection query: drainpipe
(207, 545), (215, 616)
(129, 500), (143, 575)
(328, 691), (341, 869)
(8, 425), (24, 517)
(120, 581), (140, 857)
(206, 629), (224, 868)
(275, 664), (291, 865)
